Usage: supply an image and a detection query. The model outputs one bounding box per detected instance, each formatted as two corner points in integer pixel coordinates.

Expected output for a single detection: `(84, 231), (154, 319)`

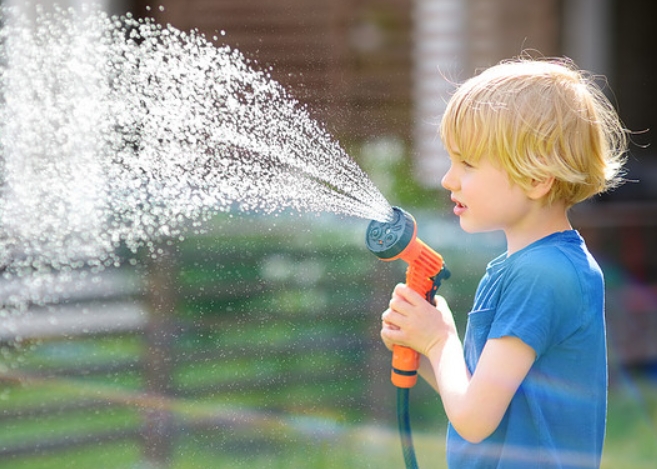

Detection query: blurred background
(0, 0), (655, 468)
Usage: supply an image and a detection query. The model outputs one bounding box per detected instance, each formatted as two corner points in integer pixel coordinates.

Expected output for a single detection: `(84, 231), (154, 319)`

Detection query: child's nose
(441, 165), (458, 191)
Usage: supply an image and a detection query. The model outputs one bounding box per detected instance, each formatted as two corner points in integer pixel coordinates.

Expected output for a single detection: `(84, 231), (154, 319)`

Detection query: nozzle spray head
(366, 207), (417, 260)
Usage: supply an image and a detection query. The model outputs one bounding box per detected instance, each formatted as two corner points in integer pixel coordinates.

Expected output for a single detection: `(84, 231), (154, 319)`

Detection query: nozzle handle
(390, 269), (450, 388)
(391, 256), (447, 388)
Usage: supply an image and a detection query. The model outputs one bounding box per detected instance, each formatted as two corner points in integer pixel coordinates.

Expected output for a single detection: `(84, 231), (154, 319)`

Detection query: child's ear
(527, 176), (555, 201)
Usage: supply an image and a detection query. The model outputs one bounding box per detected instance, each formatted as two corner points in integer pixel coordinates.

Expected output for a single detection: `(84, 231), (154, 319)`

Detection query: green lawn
(601, 374), (657, 469)
(0, 374), (655, 469)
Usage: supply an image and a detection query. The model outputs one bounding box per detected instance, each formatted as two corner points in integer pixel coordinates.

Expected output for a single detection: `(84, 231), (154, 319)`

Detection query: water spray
(0, 6), (393, 310)
(366, 207), (450, 469)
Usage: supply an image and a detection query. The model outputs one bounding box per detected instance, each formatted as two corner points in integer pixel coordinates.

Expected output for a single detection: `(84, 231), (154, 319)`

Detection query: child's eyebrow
(449, 148), (464, 160)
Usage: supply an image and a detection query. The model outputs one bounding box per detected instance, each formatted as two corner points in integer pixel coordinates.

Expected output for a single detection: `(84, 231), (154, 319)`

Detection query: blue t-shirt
(446, 231), (607, 469)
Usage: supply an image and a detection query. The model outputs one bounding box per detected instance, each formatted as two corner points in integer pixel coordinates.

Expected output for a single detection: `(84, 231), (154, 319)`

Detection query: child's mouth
(452, 197), (466, 216)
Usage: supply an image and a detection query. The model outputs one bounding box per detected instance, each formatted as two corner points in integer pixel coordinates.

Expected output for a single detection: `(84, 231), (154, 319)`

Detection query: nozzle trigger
(426, 266), (451, 303)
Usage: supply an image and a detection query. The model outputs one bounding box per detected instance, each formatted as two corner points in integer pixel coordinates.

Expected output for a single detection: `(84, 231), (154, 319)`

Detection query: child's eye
(448, 152), (475, 169)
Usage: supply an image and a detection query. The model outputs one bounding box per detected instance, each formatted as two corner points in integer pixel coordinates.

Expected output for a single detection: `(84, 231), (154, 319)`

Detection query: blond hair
(440, 57), (628, 207)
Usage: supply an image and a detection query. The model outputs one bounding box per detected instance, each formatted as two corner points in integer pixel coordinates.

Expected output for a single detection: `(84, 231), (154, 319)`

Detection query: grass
(601, 374), (657, 469)
(1, 328), (656, 469)
(0, 373), (655, 468)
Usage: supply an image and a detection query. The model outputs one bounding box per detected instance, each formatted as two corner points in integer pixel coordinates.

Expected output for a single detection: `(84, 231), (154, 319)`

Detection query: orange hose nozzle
(366, 207), (447, 388)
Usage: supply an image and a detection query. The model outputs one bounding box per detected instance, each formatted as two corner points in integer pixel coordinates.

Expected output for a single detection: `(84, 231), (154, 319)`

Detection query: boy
(381, 57), (628, 468)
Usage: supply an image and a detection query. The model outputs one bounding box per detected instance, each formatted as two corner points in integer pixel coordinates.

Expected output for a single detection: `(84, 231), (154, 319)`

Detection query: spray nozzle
(366, 207), (416, 260)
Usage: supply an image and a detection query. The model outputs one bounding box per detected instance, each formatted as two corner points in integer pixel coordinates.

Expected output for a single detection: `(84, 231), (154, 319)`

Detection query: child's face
(441, 153), (533, 235)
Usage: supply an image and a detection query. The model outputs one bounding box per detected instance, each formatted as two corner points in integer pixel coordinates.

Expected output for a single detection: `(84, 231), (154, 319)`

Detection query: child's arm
(432, 334), (534, 443)
(417, 295), (453, 392)
(381, 284), (535, 443)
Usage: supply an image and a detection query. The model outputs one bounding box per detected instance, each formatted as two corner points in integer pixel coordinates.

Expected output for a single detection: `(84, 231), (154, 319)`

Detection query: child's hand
(380, 312), (399, 352)
(380, 283), (457, 357)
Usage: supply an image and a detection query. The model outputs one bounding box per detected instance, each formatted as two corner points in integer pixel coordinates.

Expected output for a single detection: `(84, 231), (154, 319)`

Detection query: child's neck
(504, 202), (572, 256)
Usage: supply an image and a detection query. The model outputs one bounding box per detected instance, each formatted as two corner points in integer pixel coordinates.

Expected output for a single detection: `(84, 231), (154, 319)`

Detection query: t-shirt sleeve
(487, 249), (584, 358)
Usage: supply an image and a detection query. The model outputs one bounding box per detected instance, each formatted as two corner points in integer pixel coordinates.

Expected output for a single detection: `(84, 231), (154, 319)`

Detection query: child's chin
(459, 219), (492, 235)
(458, 219), (478, 233)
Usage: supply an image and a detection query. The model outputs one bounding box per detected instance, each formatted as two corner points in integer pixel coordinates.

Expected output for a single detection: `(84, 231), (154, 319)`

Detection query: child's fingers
(382, 309), (403, 328)
(380, 321), (404, 344)
(393, 283), (426, 306)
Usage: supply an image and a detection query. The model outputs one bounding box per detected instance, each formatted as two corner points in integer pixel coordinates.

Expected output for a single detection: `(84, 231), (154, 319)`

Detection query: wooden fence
(0, 216), (395, 468)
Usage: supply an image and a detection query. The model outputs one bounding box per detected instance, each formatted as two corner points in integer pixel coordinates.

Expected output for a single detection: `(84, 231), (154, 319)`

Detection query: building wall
(466, 0), (560, 71)
(135, 0), (413, 142)
(414, 0), (561, 186)
(134, 0), (562, 188)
